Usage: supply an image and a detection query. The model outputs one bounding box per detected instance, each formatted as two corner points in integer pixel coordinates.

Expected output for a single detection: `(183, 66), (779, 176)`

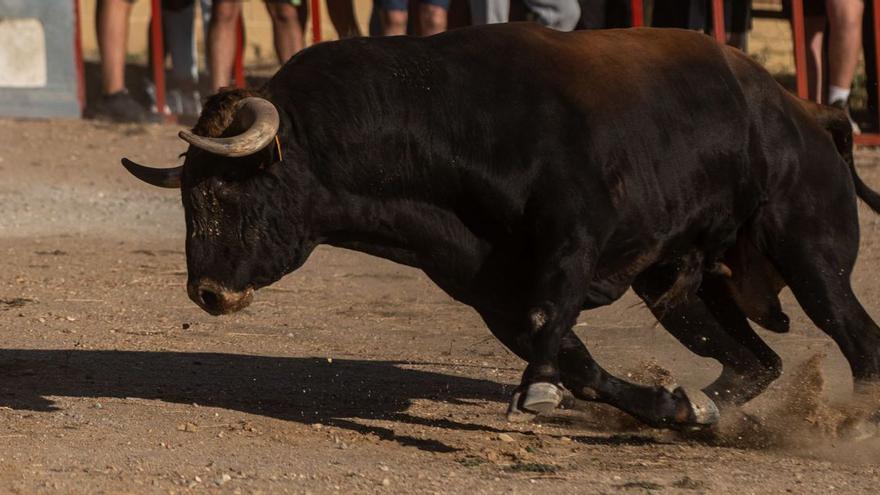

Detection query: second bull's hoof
(673, 386), (721, 429)
(506, 382), (563, 423)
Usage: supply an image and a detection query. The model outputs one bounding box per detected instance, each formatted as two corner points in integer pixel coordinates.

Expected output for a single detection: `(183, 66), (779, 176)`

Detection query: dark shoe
(167, 88), (202, 119)
(85, 90), (161, 124)
(830, 98), (862, 135)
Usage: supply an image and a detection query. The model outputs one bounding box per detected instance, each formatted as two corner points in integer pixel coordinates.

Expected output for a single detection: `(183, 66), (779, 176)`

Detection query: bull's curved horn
(121, 158), (182, 189)
(178, 97), (280, 157)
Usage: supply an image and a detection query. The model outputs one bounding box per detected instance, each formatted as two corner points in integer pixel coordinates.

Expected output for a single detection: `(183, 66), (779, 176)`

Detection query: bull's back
(423, 26), (762, 223)
(277, 25), (769, 253)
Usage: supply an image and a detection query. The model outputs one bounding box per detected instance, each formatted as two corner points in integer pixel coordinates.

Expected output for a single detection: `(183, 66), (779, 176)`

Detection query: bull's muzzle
(188, 278), (254, 315)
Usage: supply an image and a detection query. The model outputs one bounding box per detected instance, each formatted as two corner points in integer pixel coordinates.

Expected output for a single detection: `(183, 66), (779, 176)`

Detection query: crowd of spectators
(85, 0), (869, 133)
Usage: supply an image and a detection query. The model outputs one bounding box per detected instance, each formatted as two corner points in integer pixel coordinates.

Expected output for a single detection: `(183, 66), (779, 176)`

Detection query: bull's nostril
(199, 289), (220, 309)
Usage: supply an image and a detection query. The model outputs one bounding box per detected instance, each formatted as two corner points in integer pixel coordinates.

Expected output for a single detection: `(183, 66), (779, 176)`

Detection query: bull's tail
(805, 99), (880, 215)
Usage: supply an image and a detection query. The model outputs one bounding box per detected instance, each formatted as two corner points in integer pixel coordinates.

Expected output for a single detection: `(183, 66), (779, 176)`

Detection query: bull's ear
(121, 158), (182, 189)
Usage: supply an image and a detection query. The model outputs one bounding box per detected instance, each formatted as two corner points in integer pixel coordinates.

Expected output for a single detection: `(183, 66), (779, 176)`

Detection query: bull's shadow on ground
(0, 349), (519, 452)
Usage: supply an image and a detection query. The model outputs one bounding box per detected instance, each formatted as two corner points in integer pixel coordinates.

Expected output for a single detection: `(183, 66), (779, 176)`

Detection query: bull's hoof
(673, 386), (720, 429)
(522, 382), (563, 415)
(506, 382), (563, 422)
(506, 388), (536, 423)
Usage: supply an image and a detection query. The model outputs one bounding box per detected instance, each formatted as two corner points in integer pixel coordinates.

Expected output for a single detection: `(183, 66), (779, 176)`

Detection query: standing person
(208, 0), (308, 93)
(802, 0), (863, 133)
(375, 0), (450, 36)
(86, 0), (160, 123)
(327, 0), (362, 38)
(147, 0), (203, 120)
(652, 0), (752, 51)
(469, 0), (581, 32)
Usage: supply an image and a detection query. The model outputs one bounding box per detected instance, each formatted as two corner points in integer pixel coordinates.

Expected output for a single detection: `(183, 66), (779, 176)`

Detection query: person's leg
(265, 1), (307, 64)
(420, 0), (449, 36)
(164, 1), (199, 84)
(327, 0), (361, 38)
(651, 0), (689, 27)
(96, 0), (133, 95)
(726, 0), (751, 50)
(825, 0), (863, 133)
(208, 0), (242, 93)
(797, 1), (828, 102)
(805, 16), (826, 103)
(522, 0), (582, 31)
(91, 0), (158, 122)
(826, 0), (864, 102)
(469, 0), (509, 24)
(378, 0), (409, 35)
(163, 1), (201, 118)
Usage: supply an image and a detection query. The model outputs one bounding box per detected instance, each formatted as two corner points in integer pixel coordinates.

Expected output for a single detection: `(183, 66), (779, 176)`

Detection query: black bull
(122, 23), (880, 430)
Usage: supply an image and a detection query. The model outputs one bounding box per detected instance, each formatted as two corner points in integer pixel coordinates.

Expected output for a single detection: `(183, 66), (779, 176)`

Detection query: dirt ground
(2, 116), (880, 495)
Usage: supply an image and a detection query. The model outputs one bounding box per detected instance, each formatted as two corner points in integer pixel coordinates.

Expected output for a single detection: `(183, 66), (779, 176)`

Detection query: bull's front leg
(506, 245), (596, 419)
(479, 305), (720, 429)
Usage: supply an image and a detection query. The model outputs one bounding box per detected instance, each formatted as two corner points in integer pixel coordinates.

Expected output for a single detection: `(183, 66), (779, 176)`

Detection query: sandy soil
(2, 117), (880, 494)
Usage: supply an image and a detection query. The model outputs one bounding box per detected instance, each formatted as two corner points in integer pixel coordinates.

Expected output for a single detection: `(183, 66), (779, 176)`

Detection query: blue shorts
(377, 0), (450, 11)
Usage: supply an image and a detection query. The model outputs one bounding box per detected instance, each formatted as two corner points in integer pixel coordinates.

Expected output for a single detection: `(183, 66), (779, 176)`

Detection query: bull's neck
(317, 188), (485, 275)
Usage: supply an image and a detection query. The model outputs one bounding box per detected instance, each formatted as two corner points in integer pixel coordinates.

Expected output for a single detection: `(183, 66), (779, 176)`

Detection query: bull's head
(122, 91), (315, 315)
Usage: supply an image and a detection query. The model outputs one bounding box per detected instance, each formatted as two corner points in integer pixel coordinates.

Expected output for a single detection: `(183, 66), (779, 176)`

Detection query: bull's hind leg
(769, 239), (880, 387)
(762, 186), (880, 390)
(478, 309), (719, 429)
(633, 269), (782, 406)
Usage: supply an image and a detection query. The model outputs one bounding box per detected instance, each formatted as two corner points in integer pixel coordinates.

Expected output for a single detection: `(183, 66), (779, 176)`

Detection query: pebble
(177, 422), (199, 433)
(215, 474), (231, 485)
(497, 433), (515, 443)
(381, 478), (390, 487)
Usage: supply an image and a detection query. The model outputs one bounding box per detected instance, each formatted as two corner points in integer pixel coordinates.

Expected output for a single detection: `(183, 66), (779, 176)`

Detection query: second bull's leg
(632, 268), (783, 406)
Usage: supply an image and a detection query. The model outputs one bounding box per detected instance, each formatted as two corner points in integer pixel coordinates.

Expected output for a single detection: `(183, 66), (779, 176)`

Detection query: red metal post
(149, 0), (169, 120)
(311, 0), (321, 43)
(711, 0), (726, 43)
(873, 0), (880, 135)
(73, 0), (86, 114)
(856, 134), (880, 145)
(790, 0), (809, 99)
(630, 0), (644, 27)
(234, 14), (245, 88)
